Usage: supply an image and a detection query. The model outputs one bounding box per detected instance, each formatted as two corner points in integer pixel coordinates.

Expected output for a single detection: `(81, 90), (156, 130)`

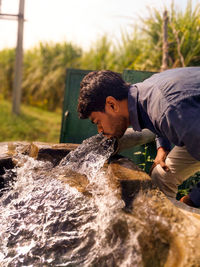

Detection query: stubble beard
(111, 115), (128, 138)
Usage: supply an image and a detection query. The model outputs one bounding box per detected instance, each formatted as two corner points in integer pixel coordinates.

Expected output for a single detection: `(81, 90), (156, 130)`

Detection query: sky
(0, 0), (199, 51)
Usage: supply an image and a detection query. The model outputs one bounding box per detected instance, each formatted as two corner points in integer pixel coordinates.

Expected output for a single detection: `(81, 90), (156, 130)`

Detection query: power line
(0, 13), (19, 20)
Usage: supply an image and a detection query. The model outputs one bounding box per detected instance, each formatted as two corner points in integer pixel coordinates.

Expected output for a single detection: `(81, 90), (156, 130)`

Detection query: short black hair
(78, 70), (130, 119)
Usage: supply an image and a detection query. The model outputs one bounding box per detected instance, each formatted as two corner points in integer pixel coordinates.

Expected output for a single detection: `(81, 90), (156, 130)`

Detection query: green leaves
(141, 0), (200, 69)
(22, 42), (82, 110)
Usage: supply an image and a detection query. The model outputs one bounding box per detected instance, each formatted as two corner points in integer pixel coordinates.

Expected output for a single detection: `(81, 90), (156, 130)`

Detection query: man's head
(78, 70), (131, 138)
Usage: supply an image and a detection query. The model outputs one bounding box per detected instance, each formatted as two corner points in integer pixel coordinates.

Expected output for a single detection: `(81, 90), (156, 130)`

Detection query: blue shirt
(128, 67), (200, 161)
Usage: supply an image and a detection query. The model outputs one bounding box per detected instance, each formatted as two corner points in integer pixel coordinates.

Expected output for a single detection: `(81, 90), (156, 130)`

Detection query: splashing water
(2, 134), (196, 266)
(59, 133), (117, 177)
(0, 134), (135, 266)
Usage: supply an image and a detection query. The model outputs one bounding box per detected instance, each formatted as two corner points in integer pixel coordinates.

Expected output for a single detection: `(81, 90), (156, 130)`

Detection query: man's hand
(150, 147), (170, 175)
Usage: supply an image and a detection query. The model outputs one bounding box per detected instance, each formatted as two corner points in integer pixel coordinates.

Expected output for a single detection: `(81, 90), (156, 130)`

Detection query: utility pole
(12, 0), (25, 114)
(161, 10), (169, 72)
(0, 0), (25, 115)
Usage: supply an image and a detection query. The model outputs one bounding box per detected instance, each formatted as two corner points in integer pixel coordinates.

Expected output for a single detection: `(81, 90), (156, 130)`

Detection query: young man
(77, 68), (200, 208)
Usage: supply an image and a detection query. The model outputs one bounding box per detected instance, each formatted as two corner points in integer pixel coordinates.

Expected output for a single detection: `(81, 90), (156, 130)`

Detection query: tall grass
(0, 98), (61, 143)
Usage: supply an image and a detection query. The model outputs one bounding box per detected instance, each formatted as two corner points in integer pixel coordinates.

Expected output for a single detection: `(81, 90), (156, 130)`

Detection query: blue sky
(0, 0), (199, 50)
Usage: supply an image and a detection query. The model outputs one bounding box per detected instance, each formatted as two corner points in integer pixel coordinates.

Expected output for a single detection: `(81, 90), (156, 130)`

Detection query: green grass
(0, 98), (62, 143)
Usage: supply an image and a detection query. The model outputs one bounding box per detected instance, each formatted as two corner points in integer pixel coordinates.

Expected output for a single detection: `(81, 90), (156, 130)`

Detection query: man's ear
(105, 96), (120, 113)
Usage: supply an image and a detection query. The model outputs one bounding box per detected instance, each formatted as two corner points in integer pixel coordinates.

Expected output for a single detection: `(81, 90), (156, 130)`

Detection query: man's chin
(117, 129), (127, 138)
(103, 133), (120, 139)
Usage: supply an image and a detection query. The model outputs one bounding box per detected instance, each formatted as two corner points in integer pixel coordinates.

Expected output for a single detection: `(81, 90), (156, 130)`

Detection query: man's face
(89, 110), (128, 138)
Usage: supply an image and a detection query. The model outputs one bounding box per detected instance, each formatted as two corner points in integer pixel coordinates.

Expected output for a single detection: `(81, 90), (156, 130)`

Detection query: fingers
(160, 162), (170, 172)
(149, 160), (170, 176)
(149, 147), (171, 175)
(159, 160), (170, 171)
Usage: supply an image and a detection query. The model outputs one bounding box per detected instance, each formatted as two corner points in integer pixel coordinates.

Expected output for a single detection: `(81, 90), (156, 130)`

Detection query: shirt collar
(128, 85), (142, 132)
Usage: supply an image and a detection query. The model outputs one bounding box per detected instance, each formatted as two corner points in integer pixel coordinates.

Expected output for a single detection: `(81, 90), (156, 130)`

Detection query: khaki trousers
(151, 146), (200, 198)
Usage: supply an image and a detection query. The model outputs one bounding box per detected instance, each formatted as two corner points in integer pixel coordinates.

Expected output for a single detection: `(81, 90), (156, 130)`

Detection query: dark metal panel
(122, 69), (156, 84)
(60, 69), (97, 143)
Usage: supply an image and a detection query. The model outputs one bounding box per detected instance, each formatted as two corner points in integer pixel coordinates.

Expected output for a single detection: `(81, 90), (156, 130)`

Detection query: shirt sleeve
(155, 135), (171, 151)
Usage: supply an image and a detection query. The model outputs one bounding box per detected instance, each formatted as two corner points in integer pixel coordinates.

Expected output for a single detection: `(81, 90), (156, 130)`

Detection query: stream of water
(0, 134), (140, 266)
(1, 134), (199, 266)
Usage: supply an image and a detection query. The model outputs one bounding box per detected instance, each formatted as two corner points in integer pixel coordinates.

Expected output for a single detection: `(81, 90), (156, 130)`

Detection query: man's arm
(152, 146), (170, 172)
(150, 136), (171, 173)
(117, 128), (155, 152)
